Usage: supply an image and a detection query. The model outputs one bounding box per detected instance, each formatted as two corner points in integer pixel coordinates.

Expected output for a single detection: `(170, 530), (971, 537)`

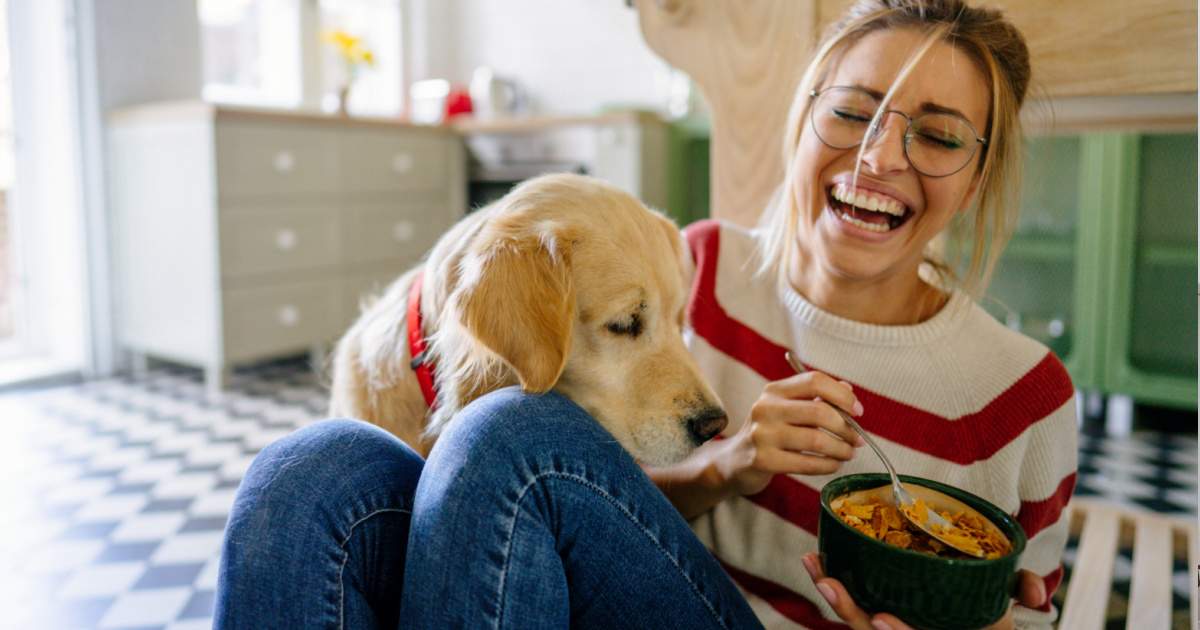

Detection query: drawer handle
(277, 305), (300, 327)
(275, 228), (298, 251)
(392, 220), (415, 242)
(273, 151), (296, 173)
(391, 153), (414, 174)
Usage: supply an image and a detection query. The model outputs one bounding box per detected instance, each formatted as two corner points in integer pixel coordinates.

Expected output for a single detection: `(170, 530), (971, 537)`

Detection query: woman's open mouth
(826, 182), (913, 234)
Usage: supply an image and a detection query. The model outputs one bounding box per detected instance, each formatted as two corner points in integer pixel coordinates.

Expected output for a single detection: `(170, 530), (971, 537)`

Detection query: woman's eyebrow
(917, 101), (971, 120)
(849, 83), (972, 120)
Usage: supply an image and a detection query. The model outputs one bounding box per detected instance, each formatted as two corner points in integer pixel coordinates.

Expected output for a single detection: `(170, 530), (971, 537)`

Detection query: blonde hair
(756, 0), (1032, 298)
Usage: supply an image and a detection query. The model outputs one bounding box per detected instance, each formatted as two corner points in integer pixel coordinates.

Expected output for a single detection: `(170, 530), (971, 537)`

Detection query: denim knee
(217, 420), (424, 628)
(232, 419), (424, 532)
(431, 387), (628, 473)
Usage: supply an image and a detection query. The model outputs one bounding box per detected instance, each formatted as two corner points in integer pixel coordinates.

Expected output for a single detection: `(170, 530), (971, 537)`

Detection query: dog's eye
(605, 312), (643, 338)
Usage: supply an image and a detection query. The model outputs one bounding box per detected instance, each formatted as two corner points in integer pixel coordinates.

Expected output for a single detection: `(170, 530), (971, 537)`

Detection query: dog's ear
(456, 216), (577, 393)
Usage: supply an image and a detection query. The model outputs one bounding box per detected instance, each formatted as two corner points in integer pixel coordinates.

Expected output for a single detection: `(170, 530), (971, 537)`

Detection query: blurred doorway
(0, 0), (20, 354)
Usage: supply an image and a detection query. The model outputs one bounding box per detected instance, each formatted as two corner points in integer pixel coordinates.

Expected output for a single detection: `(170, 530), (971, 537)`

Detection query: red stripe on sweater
(683, 220), (1075, 465)
(683, 220), (794, 379)
(1017, 473), (1077, 540)
(720, 561), (849, 629)
(1035, 565), (1065, 612)
(746, 474), (822, 534)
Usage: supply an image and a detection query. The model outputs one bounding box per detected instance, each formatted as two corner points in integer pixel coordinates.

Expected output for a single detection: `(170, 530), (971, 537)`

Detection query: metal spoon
(784, 351), (985, 558)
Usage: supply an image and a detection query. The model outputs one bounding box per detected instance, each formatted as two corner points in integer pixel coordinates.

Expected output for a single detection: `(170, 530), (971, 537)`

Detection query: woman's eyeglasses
(809, 86), (987, 177)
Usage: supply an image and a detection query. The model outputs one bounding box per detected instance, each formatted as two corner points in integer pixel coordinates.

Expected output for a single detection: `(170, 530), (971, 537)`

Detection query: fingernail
(801, 554), (816, 578)
(856, 434), (867, 447)
(816, 582), (837, 607)
(853, 401), (864, 416)
(872, 620), (892, 630)
(839, 379), (854, 391)
(1035, 579), (1047, 606)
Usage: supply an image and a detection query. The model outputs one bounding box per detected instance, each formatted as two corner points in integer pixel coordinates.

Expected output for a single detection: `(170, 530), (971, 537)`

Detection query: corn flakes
(834, 495), (1011, 559)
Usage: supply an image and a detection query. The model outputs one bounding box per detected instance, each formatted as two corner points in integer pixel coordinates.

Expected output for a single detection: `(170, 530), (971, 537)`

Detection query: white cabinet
(109, 102), (465, 396)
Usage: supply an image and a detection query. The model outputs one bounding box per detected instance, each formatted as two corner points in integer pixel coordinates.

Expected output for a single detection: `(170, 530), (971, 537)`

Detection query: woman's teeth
(838, 210), (891, 233)
(829, 183), (909, 233)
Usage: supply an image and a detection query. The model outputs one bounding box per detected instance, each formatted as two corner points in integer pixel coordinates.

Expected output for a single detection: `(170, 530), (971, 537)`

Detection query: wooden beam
(635, 0), (818, 227)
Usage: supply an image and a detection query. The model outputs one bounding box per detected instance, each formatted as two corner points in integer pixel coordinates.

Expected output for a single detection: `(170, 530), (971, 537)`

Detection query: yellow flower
(321, 29), (375, 68)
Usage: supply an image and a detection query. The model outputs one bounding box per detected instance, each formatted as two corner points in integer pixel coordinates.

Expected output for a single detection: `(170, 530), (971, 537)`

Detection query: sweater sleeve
(1011, 367), (1078, 630)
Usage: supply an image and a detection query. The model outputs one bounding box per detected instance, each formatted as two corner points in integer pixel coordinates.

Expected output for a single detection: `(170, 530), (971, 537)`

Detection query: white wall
(77, 0), (203, 375)
(92, 0), (202, 110)
(411, 0), (675, 115)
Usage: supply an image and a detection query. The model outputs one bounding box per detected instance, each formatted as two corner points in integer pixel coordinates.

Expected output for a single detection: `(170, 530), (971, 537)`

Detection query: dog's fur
(329, 173), (726, 465)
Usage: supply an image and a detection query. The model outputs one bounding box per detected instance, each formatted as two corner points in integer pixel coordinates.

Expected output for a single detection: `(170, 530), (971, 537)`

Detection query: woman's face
(792, 27), (990, 289)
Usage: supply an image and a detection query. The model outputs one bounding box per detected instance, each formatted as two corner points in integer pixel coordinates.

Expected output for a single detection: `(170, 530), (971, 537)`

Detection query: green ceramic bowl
(818, 474), (1027, 630)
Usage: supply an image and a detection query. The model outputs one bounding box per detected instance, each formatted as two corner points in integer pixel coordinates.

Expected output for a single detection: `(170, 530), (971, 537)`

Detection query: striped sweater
(681, 220), (1077, 629)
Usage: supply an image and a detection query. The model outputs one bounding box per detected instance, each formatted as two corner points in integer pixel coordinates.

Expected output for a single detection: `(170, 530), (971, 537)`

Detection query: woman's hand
(801, 552), (1047, 630)
(715, 370), (865, 497)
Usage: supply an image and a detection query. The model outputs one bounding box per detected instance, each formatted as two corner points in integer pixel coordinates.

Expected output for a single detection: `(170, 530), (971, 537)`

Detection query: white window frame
(3, 0), (90, 380)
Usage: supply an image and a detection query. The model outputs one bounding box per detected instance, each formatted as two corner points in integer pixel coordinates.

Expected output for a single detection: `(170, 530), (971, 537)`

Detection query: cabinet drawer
(340, 131), (449, 193)
(343, 203), (451, 265)
(220, 208), (339, 276)
(340, 268), (405, 332)
(216, 123), (339, 197)
(223, 281), (339, 362)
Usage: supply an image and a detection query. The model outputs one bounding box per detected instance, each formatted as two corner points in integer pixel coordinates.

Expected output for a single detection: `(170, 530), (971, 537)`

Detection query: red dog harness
(407, 271), (439, 409)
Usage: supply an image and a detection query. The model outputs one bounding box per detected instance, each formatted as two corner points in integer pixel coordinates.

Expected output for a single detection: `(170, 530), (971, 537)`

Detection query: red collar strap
(407, 270), (438, 409)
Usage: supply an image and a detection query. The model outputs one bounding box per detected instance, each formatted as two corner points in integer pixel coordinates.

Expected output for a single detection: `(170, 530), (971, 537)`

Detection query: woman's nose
(859, 112), (909, 174)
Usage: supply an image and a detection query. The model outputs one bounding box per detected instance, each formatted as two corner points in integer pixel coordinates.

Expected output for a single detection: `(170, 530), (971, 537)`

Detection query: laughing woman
(215, 1), (1075, 628)
(649, 1), (1077, 627)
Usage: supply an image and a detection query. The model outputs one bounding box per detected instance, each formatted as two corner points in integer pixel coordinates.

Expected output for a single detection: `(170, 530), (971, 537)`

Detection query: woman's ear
(455, 216), (577, 392)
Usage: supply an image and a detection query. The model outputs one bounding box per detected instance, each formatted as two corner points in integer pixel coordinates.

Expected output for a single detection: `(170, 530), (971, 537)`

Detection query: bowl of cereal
(818, 473), (1026, 630)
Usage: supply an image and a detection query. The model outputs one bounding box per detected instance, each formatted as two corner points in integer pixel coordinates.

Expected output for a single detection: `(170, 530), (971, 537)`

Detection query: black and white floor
(1, 359), (1195, 629)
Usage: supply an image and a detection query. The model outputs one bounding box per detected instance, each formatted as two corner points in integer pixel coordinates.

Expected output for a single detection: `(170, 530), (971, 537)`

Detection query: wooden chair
(1058, 497), (1197, 630)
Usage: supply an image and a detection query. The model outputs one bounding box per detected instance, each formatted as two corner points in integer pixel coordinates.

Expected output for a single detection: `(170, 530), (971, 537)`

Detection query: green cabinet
(665, 116), (711, 226)
(986, 132), (1197, 410)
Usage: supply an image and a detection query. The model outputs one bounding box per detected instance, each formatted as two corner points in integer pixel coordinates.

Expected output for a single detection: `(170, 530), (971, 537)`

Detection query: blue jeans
(214, 387), (762, 629)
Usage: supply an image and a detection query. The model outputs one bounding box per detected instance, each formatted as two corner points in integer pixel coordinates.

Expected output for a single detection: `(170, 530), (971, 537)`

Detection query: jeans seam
(336, 507), (413, 630)
(498, 471), (730, 630)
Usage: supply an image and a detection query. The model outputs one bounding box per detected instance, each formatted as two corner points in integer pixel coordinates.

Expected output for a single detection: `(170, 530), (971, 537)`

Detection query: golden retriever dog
(329, 173), (727, 465)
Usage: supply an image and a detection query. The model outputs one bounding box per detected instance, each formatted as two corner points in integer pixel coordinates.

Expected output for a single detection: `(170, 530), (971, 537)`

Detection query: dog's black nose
(686, 406), (728, 444)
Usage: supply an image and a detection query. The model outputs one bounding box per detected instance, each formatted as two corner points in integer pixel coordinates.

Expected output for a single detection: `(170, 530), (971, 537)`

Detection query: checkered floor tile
(0, 358), (1195, 628)
(1, 360), (325, 630)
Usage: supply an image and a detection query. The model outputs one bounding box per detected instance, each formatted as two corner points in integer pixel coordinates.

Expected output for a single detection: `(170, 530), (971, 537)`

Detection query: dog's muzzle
(685, 406), (728, 445)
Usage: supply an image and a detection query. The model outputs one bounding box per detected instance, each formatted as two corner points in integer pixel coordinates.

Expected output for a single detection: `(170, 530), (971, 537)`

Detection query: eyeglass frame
(807, 86), (989, 178)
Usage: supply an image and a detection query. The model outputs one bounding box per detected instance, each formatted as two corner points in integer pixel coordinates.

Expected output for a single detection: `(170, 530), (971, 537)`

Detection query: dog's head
(452, 173), (726, 466)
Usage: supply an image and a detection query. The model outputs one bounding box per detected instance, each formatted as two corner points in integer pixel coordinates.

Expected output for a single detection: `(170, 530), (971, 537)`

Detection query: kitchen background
(0, 0), (1194, 628)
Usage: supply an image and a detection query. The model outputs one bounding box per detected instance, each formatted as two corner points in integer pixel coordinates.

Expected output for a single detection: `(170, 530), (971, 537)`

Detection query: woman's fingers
(779, 423), (856, 461)
(1015, 569), (1047, 609)
(869, 613), (916, 630)
(770, 370), (864, 417)
(765, 449), (844, 475)
(801, 553), (874, 630)
(754, 396), (862, 449)
(802, 553), (916, 630)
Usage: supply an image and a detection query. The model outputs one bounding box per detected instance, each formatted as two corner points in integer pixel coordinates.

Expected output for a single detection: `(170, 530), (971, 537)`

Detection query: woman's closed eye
(833, 107), (873, 123)
(914, 130), (965, 150)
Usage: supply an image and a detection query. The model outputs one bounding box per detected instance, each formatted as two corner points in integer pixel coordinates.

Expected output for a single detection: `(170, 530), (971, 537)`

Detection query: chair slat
(1127, 516), (1172, 629)
(1060, 505), (1120, 630)
(1190, 519), (1198, 630)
